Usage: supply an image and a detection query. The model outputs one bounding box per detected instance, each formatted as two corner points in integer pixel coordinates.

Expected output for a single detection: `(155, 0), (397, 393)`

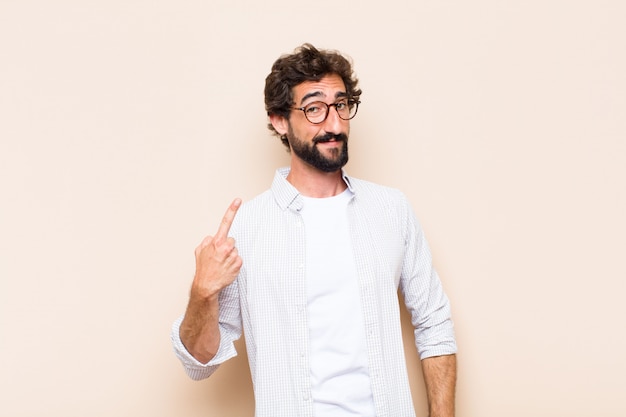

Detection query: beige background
(1, 1), (625, 416)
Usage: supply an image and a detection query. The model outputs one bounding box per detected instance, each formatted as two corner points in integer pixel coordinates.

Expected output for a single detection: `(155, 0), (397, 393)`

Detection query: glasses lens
(304, 102), (328, 123)
(348, 101), (358, 119)
(337, 100), (359, 120)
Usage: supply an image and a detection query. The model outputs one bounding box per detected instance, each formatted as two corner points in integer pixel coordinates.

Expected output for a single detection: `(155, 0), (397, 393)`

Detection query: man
(172, 44), (457, 417)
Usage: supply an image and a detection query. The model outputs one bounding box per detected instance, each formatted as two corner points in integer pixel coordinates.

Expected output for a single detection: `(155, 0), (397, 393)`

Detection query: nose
(322, 105), (345, 134)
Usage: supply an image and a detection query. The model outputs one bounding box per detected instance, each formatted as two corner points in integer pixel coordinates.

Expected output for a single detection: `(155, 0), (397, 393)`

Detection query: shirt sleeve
(398, 197), (457, 359)
(170, 280), (242, 380)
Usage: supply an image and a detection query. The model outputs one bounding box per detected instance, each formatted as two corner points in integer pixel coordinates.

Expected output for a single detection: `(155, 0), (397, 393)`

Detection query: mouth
(314, 134), (346, 145)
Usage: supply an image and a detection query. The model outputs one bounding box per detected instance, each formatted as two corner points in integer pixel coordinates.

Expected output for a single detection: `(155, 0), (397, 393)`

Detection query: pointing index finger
(215, 198), (242, 241)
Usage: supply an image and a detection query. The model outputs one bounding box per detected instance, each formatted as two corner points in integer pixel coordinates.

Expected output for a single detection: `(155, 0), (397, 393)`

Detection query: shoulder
(347, 175), (419, 228)
(232, 189), (274, 224)
(348, 176), (409, 207)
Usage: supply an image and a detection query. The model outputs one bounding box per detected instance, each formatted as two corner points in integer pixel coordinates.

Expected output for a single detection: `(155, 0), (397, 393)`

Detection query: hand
(191, 198), (243, 299)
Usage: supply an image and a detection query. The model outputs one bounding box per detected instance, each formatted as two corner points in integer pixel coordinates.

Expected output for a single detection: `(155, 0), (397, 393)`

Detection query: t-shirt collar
(271, 167), (355, 212)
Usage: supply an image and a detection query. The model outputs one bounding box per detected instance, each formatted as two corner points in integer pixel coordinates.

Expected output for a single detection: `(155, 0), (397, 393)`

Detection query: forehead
(293, 74), (347, 104)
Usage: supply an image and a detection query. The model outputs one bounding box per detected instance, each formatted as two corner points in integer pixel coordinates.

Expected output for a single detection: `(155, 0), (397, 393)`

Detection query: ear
(269, 114), (289, 136)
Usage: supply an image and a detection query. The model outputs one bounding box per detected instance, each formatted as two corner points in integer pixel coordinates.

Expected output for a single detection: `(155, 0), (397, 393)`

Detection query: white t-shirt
(300, 189), (376, 417)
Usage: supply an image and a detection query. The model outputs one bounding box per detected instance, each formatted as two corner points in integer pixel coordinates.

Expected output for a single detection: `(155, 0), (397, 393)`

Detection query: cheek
(296, 125), (322, 142)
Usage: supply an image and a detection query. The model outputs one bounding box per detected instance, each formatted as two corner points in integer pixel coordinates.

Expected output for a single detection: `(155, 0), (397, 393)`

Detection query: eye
(305, 103), (324, 114)
(335, 101), (348, 110)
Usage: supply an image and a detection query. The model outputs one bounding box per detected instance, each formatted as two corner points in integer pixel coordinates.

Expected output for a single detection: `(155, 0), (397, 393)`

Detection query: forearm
(177, 199), (242, 366)
(421, 354), (457, 417)
(179, 291), (221, 364)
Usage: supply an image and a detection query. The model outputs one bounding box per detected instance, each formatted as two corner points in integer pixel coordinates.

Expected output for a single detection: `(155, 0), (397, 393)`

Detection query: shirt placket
(289, 207), (314, 417)
(348, 200), (390, 417)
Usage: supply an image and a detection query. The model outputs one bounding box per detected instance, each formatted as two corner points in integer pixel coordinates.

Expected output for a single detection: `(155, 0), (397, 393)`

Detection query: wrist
(190, 279), (222, 302)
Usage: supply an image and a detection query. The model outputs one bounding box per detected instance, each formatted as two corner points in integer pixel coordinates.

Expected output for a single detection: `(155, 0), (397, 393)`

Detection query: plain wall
(1, 1), (624, 416)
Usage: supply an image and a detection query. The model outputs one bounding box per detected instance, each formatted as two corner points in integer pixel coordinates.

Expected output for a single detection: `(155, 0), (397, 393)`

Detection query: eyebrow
(300, 90), (348, 105)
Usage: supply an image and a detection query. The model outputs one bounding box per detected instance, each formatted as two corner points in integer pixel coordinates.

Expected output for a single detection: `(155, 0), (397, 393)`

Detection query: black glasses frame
(292, 100), (361, 124)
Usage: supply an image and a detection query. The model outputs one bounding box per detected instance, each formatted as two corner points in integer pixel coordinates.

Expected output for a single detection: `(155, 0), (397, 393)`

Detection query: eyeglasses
(292, 99), (360, 124)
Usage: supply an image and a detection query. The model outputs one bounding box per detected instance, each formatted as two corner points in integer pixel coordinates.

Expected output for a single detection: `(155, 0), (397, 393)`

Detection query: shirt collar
(271, 167), (355, 211)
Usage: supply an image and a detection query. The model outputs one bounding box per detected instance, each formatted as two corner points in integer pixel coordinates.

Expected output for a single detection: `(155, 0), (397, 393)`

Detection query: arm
(179, 288), (223, 363)
(422, 354), (457, 417)
(179, 198), (242, 364)
(396, 196), (457, 413)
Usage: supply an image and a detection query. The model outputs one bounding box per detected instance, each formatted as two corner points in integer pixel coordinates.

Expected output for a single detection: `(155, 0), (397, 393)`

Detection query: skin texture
(179, 198), (242, 364)
(180, 73), (457, 415)
(270, 74), (350, 198)
(422, 354), (457, 417)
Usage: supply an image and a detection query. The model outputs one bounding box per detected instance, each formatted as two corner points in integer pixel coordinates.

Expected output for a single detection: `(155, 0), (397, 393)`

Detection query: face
(272, 74), (351, 173)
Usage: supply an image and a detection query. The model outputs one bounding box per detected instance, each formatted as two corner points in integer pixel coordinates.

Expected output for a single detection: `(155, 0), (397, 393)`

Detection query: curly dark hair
(264, 43), (362, 148)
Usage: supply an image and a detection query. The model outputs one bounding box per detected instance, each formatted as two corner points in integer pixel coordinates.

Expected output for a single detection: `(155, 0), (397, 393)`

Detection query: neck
(286, 159), (347, 198)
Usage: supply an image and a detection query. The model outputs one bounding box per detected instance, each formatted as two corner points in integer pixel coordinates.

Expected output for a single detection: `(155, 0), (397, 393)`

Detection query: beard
(287, 127), (349, 173)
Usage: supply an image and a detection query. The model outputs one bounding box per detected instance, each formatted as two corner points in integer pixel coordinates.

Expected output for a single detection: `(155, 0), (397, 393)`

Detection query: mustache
(313, 133), (348, 145)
